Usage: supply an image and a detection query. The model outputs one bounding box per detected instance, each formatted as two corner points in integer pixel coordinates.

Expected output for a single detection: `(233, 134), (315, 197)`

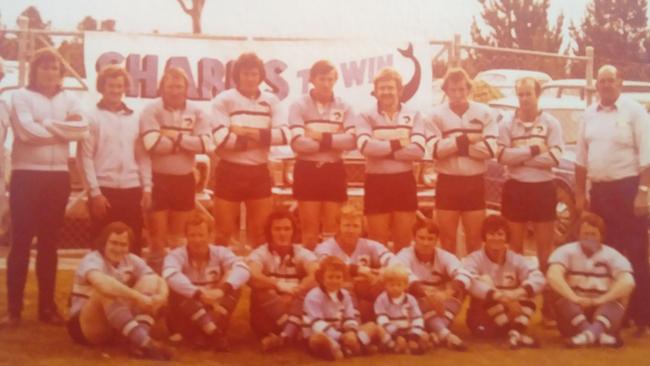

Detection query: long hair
(28, 48), (65, 89)
(94, 221), (134, 253)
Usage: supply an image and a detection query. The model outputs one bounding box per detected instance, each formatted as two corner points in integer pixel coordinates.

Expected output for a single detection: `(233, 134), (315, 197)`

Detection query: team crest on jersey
(118, 268), (135, 287)
(330, 109), (344, 122)
(258, 100), (273, 113)
(182, 114), (196, 129)
(400, 114), (414, 126)
(594, 262), (612, 277)
(502, 272), (517, 287)
(206, 266), (222, 283)
(469, 118), (484, 127)
(357, 255), (371, 267)
(532, 124), (548, 136)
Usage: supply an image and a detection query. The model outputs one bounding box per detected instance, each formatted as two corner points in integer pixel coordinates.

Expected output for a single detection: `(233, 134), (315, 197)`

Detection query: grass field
(1, 270), (650, 366)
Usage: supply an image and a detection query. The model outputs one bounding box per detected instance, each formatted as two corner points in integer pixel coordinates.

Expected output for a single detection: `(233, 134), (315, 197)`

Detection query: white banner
(83, 32), (438, 112)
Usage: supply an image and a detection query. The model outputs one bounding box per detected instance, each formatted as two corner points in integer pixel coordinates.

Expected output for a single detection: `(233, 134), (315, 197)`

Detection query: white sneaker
(598, 333), (623, 348)
(567, 330), (595, 348)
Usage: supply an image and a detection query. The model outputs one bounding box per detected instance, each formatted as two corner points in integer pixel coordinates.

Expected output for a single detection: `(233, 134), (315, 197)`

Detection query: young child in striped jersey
(374, 265), (430, 354)
(303, 256), (386, 360)
(463, 215), (545, 349)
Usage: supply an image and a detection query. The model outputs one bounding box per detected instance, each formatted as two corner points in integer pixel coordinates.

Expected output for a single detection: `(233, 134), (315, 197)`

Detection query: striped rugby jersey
(247, 243), (317, 290)
(548, 242), (632, 299)
(374, 291), (425, 336)
(497, 111), (564, 182)
(427, 101), (498, 176)
(314, 237), (394, 270)
(289, 93), (357, 163)
(463, 248), (546, 300)
(212, 88), (289, 165)
(356, 104), (427, 174)
(394, 246), (471, 292)
(303, 286), (359, 341)
(162, 244), (250, 298)
(69, 251), (153, 316)
(139, 99), (212, 175)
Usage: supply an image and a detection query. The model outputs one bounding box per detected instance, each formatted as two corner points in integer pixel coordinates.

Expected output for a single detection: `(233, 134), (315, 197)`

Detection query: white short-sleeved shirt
(247, 243), (317, 289)
(576, 96), (650, 182)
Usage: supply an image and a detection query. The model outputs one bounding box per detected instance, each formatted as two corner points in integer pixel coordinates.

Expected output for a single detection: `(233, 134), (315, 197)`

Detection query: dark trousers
(8, 170), (70, 316)
(90, 187), (144, 255)
(591, 175), (650, 326)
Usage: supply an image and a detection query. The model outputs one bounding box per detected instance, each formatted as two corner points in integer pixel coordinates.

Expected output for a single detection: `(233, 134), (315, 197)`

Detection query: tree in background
(177, 0), (206, 34)
(570, 0), (650, 80)
(58, 16), (117, 78)
(468, 0), (566, 78)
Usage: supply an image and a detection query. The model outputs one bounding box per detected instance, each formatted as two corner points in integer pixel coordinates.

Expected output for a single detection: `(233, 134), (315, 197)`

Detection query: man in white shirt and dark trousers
(575, 64), (650, 335)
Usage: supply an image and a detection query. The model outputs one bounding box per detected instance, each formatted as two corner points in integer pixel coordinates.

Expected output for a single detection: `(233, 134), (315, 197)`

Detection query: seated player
(374, 265), (431, 354)
(67, 222), (171, 360)
(162, 213), (250, 351)
(247, 211), (319, 351)
(303, 256), (386, 360)
(395, 220), (471, 351)
(463, 215), (545, 349)
(314, 204), (395, 322)
(547, 213), (635, 348)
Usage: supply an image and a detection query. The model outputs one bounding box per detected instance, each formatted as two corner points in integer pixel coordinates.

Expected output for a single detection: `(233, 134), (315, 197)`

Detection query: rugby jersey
(356, 104), (426, 174)
(374, 291), (425, 336)
(303, 286), (359, 340)
(394, 246), (471, 291)
(548, 242), (633, 299)
(247, 243), (317, 290)
(11, 88), (88, 171)
(314, 237), (394, 270)
(212, 88), (289, 165)
(139, 99), (212, 175)
(463, 248), (546, 300)
(428, 101), (498, 176)
(497, 111), (564, 182)
(78, 102), (152, 197)
(162, 244), (250, 299)
(69, 250), (153, 316)
(289, 93), (357, 163)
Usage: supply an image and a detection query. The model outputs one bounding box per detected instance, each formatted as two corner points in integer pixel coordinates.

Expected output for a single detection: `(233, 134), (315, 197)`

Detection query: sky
(0, 0), (635, 41)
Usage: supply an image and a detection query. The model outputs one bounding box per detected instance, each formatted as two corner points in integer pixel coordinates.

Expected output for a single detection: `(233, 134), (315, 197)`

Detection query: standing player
(162, 213), (249, 351)
(428, 67), (497, 255)
(395, 220), (471, 350)
(303, 255), (386, 360)
(4, 49), (89, 326)
(79, 65), (152, 255)
(212, 53), (290, 247)
(67, 222), (170, 360)
(463, 215), (545, 349)
(246, 211), (319, 351)
(497, 77), (563, 325)
(356, 67), (426, 252)
(289, 60), (356, 249)
(547, 213), (635, 348)
(315, 204), (395, 322)
(140, 67), (213, 268)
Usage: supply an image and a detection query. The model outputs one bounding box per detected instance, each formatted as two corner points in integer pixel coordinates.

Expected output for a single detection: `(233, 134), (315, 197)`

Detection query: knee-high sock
(510, 300), (536, 332)
(103, 300), (150, 347)
(425, 298), (461, 337)
(179, 298), (219, 335)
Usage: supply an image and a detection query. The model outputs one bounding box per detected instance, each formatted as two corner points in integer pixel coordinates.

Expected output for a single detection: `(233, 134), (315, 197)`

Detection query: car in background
(475, 69), (552, 97)
(540, 79), (650, 111)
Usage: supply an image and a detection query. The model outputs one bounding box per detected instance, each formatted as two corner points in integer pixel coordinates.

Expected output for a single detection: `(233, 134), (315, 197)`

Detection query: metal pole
(585, 46), (595, 106)
(16, 16), (29, 88)
(453, 34), (461, 67)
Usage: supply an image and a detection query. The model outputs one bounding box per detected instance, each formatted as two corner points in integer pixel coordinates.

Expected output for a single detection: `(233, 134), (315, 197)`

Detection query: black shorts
(67, 312), (89, 346)
(435, 173), (486, 211)
(214, 160), (272, 201)
(364, 171), (417, 215)
(293, 160), (347, 202)
(152, 172), (195, 212)
(501, 179), (556, 222)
